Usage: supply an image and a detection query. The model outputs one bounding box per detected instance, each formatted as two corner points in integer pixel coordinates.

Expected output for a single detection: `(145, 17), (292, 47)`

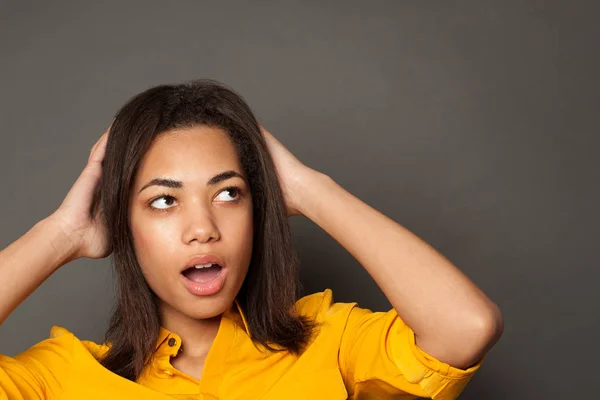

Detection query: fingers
(257, 122), (273, 141)
(88, 123), (112, 165)
(257, 121), (268, 134)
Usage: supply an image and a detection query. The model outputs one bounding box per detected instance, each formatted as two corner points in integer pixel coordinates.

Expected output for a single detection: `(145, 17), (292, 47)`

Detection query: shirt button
(168, 338), (177, 347)
(164, 370), (174, 376)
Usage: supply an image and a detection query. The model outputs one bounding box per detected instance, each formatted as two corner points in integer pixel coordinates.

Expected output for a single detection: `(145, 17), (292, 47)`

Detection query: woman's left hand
(258, 123), (318, 217)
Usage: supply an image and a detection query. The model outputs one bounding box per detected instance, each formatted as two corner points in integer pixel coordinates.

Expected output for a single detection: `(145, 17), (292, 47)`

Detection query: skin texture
(128, 126), (254, 373)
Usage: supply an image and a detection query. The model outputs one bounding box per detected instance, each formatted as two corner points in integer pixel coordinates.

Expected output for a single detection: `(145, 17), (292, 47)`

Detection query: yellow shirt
(0, 289), (483, 399)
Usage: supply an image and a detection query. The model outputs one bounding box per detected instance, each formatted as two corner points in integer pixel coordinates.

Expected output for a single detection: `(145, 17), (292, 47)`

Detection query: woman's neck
(158, 302), (222, 358)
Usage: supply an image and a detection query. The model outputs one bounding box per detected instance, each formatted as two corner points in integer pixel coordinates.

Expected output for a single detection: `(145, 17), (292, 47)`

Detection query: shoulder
(295, 289), (358, 321)
(48, 325), (74, 341)
(40, 326), (109, 361)
(4, 326), (78, 379)
(14, 326), (77, 361)
(0, 326), (109, 396)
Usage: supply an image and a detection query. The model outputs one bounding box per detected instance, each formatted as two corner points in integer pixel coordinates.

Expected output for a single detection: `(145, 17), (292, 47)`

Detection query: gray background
(1, 1), (597, 398)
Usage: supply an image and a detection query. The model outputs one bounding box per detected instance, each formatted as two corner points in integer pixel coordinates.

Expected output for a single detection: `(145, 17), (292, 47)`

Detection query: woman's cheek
(232, 212), (254, 266)
(131, 222), (172, 281)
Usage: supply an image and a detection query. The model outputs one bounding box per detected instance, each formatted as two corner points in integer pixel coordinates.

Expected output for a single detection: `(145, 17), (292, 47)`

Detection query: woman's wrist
(42, 213), (83, 266)
(290, 168), (332, 218)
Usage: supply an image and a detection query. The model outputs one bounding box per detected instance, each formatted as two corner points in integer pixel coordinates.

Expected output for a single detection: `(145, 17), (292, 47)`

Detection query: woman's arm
(294, 170), (503, 370)
(0, 216), (78, 325)
(0, 124), (112, 326)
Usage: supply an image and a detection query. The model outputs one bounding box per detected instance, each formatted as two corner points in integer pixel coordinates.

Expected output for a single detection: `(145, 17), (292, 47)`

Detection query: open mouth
(181, 263), (223, 284)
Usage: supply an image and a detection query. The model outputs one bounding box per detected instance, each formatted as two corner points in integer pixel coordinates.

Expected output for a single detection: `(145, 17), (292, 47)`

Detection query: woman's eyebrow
(138, 170), (245, 194)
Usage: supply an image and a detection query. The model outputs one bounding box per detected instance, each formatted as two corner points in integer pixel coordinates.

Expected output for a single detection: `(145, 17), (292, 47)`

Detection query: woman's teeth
(194, 263), (214, 269)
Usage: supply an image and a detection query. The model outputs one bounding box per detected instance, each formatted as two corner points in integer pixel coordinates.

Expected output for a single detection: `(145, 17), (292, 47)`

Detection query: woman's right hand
(49, 124), (113, 261)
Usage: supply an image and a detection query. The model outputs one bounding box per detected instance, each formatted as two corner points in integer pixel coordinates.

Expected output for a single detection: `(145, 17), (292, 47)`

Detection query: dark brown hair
(94, 79), (317, 381)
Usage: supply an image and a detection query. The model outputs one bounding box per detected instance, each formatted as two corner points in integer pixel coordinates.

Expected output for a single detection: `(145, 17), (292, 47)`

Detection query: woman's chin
(176, 294), (234, 320)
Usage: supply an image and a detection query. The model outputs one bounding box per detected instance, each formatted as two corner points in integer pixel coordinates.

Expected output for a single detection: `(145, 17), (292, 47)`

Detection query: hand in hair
(258, 123), (321, 218)
(50, 123), (113, 260)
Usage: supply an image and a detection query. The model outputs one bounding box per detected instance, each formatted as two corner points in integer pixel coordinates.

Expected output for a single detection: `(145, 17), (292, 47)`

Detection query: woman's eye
(149, 187), (241, 211)
(150, 195), (177, 210)
(216, 187), (240, 202)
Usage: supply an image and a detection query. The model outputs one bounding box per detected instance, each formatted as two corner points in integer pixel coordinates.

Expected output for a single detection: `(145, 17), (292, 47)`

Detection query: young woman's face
(128, 125), (253, 320)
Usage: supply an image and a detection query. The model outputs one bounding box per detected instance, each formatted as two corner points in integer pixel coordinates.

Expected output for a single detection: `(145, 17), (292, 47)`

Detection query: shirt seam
(256, 292), (331, 400)
(338, 301), (360, 394)
(216, 319), (237, 399)
(56, 331), (75, 400)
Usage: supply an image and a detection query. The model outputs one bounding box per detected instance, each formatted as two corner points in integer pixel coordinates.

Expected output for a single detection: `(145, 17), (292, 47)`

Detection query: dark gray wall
(1, 1), (597, 398)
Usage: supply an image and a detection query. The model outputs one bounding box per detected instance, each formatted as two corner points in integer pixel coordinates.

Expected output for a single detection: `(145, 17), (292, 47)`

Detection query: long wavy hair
(92, 79), (317, 381)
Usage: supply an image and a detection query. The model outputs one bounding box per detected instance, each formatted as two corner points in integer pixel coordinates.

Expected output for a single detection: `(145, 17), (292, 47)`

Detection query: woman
(0, 79), (503, 399)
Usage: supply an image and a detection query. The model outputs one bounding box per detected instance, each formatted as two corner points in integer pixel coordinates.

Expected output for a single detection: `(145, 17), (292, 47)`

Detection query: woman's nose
(182, 207), (220, 244)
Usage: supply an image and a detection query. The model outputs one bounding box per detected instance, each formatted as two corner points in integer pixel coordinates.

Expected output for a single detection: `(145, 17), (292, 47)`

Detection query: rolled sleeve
(338, 305), (484, 399)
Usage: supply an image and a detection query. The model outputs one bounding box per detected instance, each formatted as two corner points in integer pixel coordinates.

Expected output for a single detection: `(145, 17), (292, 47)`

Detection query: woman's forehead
(133, 127), (245, 189)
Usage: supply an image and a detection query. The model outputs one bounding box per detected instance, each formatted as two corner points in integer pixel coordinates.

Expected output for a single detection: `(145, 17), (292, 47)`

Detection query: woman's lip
(182, 253), (225, 272)
(180, 266), (227, 296)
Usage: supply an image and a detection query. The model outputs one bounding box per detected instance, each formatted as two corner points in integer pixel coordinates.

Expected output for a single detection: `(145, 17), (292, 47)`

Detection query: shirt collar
(155, 298), (250, 351)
